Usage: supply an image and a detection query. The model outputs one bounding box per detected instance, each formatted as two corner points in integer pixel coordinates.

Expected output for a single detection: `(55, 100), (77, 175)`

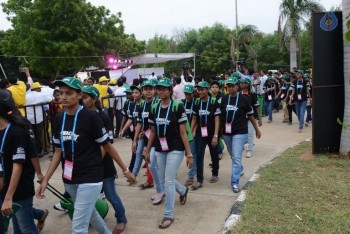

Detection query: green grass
(232, 142), (350, 234)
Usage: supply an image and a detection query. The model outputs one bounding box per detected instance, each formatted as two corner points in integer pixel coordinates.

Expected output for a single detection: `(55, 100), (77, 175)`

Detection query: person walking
(143, 78), (193, 229)
(263, 76), (277, 123)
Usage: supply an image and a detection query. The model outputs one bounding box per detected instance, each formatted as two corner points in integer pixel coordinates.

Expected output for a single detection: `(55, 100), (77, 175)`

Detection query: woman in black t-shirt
(220, 77), (261, 193)
(263, 76), (277, 122)
(36, 77), (136, 233)
(143, 78), (193, 229)
(81, 85), (128, 234)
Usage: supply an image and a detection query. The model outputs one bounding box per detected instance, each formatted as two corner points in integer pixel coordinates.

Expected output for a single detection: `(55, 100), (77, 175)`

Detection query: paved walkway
(20, 111), (311, 233)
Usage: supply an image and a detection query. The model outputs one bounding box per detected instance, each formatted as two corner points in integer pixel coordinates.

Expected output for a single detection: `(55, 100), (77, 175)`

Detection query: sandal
(159, 217), (174, 229)
(113, 221), (127, 234)
(191, 182), (203, 190)
(179, 187), (189, 205)
(139, 182), (154, 190)
(185, 178), (194, 186)
(37, 209), (49, 232)
(209, 176), (219, 183)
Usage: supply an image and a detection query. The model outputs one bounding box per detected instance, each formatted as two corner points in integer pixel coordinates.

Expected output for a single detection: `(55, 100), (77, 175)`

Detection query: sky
(0, 0), (342, 41)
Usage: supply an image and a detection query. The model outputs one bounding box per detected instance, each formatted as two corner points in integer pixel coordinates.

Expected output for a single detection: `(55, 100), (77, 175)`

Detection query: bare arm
(31, 157), (44, 181)
(248, 115), (261, 139)
(179, 124), (193, 168)
(119, 119), (132, 138)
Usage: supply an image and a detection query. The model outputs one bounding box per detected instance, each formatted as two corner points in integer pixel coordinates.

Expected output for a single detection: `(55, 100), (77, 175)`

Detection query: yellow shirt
(7, 81), (27, 116)
(93, 84), (109, 107)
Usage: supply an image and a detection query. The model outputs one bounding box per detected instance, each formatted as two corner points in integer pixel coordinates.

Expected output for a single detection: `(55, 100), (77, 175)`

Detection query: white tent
(130, 53), (195, 65)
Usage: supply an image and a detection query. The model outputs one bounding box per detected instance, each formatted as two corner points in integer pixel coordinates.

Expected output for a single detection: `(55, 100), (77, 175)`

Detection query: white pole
(0, 63), (7, 79)
(235, 0), (239, 61)
(193, 53), (196, 77)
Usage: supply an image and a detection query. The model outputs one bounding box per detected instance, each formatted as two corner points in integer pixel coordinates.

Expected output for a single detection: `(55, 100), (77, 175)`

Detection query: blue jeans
(305, 105), (312, 123)
(223, 134), (248, 187)
(264, 99), (275, 121)
(187, 138), (197, 179)
(247, 121), (254, 153)
(156, 151), (187, 219)
(12, 207), (44, 233)
(295, 100), (307, 129)
(64, 182), (111, 234)
(103, 177), (127, 224)
(2, 197), (38, 234)
(132, 138), (145, 177)
(196, 136), (219, 183)
(149, 147), (164, 193)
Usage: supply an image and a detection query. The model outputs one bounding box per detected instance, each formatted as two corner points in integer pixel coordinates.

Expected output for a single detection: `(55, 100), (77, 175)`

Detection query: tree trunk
(290, 37), (298, 71)
(340, 0), (350, 156)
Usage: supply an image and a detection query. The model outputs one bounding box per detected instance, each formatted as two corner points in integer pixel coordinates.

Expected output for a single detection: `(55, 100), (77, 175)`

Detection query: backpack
(151, 99), (193, 142)
(194, 97), (217, 106)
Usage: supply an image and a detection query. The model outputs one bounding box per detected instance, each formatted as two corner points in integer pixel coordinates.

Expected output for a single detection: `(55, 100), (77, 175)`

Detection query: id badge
(144, 129), (151, 139)
(268, 95), (272, 100)
(63, 160), (74, 181)
(281, 94), (285, 99)
(159, 137), (169, 151)
(129, 124), (134, 132)
(225, 123), (232, 134)
(201, 126), (208, 137)
(298, 94), (302, 100)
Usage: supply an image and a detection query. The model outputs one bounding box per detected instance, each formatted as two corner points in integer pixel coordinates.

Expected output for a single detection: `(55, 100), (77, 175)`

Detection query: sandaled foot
(37, 209), (49, 232)
(191, 182), (203, 190)
(209, 176), (219, 183)
(185, 178), (194, 186)
(159, 217), (174, 229)
(179, 187), (189, 205)
(113, 221), (127, 234)
(139, 182), (154, 190)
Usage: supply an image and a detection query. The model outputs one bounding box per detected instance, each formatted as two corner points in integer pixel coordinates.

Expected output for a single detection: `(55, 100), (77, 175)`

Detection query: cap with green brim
(304, 73), (311, 78)
(210, 80), (220, 87)
(53, 77), (82, 91)
(141, 80), (154, 88)
(156, 78), (172, 87)
(124, 87), (132, 93)
(218, 80), (225, 87)
(231, 72), (241, 79)
(195, 81), (210, 88)
(267, 76), (275, 81)
(130, 85), (142, 92)
(225, 77), (239, 85)
(82, 85), (100, 98)
(150, 79), (158, 86)
(297, 69), (304, 75)
(240, 78), (251, 84)
(281, 75), (290, 81)
(183, 84), (194, 93)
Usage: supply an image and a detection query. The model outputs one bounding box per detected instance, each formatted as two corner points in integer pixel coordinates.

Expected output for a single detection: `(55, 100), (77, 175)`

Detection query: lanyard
(157, 100), (172, 137)
(142, 98), (155, 127)
(226, 93), (240, 123)
(127, 101), (131, 115)
(185, 99), (194, 121)
(0, 123), (11, 153)
(200, 97), (210, 125)
(60, 106), (83, 161)
(297, 79), (303, 94)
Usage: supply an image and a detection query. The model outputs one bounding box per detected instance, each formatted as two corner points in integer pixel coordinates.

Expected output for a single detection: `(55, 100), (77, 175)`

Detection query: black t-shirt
(137, 98), (157, 146)
(181, 98), (195, 123)
(279, 82), (290, 99)
(0, 124), (35, 201)
(121, 100), (135, 117)
(127, 101), (140, 127)
(148, 101), (187, 152)
(241, 91), (259, 119)
(192, 97), (221, 137)
(291, 78), (310, 101)
(53, 107), (109, 184)
(263, 81), (277, 101)
(219, 93), (253, 135)
(97, 110), (117, 179)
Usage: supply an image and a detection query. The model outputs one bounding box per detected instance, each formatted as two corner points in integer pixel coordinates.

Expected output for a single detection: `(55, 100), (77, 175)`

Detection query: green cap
(156, 78), (172, 87)
(281, 74), (290, 80)
(124, 87), (132, 93)
(304, 73), (311, 78)
(297, 69), (304, 75)
(82, 85), (100, 98)
(183, 84), (194, 93)
(151, 79), (158, 86)
(267, 76), (275, 81)
(141, 80), (154, 88)
(53, 77), (83, 91)
(196, 81), (210, 88)
(240, 78), (251, 84)
(231, 72), (241, 79)
(130, 85), (142, 92)
(218, 80), (225, 87)
(226, 77), (239, 85)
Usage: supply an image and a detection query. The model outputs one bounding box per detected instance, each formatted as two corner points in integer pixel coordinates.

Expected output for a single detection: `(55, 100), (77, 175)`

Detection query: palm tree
(340, 0), (350, 156)
(278, 0), (324, 71)
(230, 25), (261, 71)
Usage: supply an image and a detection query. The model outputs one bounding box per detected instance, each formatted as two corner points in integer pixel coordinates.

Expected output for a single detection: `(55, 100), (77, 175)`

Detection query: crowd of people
(0, 64), (312, 232)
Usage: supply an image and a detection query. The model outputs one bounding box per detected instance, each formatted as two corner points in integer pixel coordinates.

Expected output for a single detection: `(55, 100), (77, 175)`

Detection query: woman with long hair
(143, 78), (193, 229)
(36, 77), (136, 233)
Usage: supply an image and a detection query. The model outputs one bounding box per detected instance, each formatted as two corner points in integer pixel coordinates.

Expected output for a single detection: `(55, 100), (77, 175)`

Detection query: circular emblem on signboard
(320, 12), (338, 32)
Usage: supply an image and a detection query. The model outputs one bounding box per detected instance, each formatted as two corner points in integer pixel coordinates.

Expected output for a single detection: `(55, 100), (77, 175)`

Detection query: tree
(278, 0), (324, 71)
(1, 0), (144, 78)
(340, 0), (350, 155)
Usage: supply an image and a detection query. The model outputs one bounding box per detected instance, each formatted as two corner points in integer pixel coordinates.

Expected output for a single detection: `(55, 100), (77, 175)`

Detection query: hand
(1, 198), (13, 216)
(132, 141), (137, 153)
(118, 130), (124, 138)
(125, 171), (137, 185)
(258, 119), (262, 127)
(211, 137), (218, 147)
(139, 132), (144, 139)
(37, 173), (44, 182)
(288, 101), (292, 106)
(192, 131), (196, 138)
(186, 157), (193, 168)
(143, 148), (150, 162)
(256, 129), (262, 139)
(36, 180), (47, 199)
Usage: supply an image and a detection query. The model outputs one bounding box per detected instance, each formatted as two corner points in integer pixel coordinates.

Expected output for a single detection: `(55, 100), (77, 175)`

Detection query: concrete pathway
(20, 111), (311, 234)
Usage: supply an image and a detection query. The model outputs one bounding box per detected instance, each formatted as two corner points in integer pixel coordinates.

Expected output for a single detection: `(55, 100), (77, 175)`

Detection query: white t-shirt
(259, 75), (268, 95)
(114, 86), (126, 110)
(172, 83), (185, 100)
(180, 75), (195, 86)
(26, 90), (53, 124)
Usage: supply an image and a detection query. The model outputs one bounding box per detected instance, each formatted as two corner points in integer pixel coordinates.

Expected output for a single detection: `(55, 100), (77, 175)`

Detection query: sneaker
(152, 192), (165, 205)
(99, 192), (106, 200)
(232, 185), (240, 193)
(53, 203), (67, 212)
(305, 122), (309, 127)
(288, 122), (292, 125)
(298, 128), (303, 133)
(246, 152), (253, 158)
(240, 171), (244, 177)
